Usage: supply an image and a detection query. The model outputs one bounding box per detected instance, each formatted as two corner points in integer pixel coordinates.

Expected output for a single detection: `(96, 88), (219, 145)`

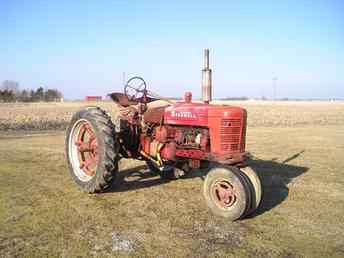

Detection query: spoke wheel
(66, 107), (119, 193)
(70, 120), (98, 181)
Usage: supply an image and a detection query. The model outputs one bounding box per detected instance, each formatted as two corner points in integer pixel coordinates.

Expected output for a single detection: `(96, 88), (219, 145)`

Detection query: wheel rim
(211, 179), (237, 209)
(69, 119), (98, 182)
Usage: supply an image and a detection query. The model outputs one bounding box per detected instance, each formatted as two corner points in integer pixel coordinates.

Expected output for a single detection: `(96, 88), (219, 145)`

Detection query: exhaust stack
(202, 49), (212, 103)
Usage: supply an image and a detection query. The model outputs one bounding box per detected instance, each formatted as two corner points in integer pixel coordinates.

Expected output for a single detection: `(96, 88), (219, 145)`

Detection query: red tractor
(65, 49), (262, 220)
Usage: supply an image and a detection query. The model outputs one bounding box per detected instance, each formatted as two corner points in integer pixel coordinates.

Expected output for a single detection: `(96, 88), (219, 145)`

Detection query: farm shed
(85, 96), (102, 101)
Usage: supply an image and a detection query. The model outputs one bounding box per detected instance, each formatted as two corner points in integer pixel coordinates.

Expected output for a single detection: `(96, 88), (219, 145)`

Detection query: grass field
(1, 101), (344, 131)
(0, 101), (344, 257)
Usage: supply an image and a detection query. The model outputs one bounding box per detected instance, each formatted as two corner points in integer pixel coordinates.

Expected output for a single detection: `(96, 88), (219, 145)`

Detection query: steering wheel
(124, 76), (147, 100)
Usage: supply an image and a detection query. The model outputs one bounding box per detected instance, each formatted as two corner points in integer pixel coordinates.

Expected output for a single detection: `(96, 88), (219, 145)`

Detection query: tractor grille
(220, 119), (242, 152)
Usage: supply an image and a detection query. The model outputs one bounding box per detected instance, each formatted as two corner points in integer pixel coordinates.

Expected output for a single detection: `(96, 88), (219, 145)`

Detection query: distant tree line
(0, 80), (63, 102)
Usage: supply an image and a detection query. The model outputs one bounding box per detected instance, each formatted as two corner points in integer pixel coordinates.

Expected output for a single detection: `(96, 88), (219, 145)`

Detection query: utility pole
(272, 77), (277, 100)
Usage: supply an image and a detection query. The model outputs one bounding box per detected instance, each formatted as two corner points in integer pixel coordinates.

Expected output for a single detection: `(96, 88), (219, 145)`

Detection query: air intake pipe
(202, 49), (212, 103)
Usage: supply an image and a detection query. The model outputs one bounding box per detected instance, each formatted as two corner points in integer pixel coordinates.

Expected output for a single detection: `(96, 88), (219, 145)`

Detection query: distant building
(85, 96), (102, 101)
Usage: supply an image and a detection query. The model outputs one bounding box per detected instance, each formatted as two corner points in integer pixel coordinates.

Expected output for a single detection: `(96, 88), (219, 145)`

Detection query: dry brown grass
(0, 101), (344, 257)
(1, 100), (344, 131)
(0, 102), (116, 131)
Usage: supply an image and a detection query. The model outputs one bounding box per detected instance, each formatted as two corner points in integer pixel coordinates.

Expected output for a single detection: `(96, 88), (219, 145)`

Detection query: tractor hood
(164, 102), (246, 127)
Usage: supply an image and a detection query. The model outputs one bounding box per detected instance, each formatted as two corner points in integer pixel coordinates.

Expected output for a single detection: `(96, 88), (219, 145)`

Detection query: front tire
(203, 165), (250, 220)
(65, 107), (119, 193)
(240, 166), (262, 214)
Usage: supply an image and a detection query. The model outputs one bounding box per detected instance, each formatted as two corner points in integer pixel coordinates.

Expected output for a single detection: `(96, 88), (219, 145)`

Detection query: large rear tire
(203, 165), (250, 220)
(65, 107), (119, 193)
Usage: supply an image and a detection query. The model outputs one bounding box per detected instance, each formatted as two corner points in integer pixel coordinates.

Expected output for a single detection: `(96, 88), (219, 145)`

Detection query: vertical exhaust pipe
(202, 49), (212, 103)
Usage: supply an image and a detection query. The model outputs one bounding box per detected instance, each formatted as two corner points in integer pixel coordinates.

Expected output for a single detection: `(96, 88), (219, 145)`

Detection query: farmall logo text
(171, 110), (197, 119)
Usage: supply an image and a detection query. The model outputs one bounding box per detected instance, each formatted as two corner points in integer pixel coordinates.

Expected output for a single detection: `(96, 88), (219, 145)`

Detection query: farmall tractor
(66, 49), (262, 220)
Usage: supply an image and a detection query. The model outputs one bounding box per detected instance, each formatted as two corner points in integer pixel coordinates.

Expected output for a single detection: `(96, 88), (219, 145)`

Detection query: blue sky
(1, 0), (343, 99)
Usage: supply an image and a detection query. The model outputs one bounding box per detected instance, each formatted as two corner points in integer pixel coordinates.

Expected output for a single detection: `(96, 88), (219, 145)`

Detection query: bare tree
(1, 80), (20, 94)
(0, 81), (63, 102)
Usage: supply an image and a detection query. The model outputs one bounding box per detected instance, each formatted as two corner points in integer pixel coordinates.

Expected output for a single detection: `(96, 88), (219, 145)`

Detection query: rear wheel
(66, 107), (119, 193)
(203, 165), (250, 220)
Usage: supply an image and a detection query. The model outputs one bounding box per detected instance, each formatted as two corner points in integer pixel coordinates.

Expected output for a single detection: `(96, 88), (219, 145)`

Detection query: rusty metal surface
(184, 92), (192, 103)
(212, 180), (236, 208)
(143, 106), (168, 124)
(109, 92), (137, 107)
(75, 121), (98, 177)
(160, 142), (176, 160)
(202, 49), (212, 103)
(154, 126), (168, 143)
(109, 92), (159, 107)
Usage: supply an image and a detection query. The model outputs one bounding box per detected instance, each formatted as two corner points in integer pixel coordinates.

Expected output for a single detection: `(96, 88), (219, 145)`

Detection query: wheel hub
(212, 180), (236, 208)
(74, 122), (98, 177)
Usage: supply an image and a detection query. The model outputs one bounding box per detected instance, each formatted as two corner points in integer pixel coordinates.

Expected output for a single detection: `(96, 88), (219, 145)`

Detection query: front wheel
(240, 166), (262, 215)
(203, 165), (251, 220)
(65, 107), (119, 193)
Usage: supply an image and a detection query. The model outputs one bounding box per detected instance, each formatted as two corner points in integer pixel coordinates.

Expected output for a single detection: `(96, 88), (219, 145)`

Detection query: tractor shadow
(111, 164), (168, 192)
(108, 150), (308, 217)
(244, 150), (308, 217)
